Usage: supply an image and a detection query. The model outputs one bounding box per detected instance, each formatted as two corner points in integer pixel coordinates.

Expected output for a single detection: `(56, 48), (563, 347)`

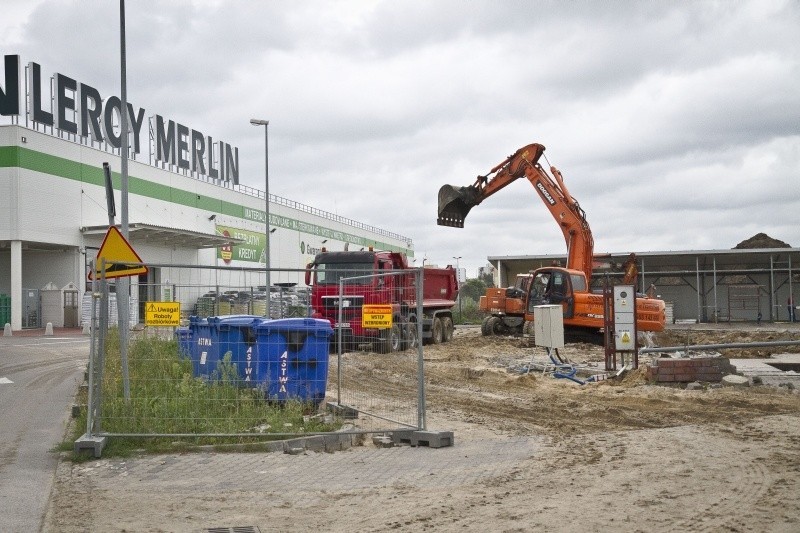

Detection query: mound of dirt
(734, 232), (791, 249)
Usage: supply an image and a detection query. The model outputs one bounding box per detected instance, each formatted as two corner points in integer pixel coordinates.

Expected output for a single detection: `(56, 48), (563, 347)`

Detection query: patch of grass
(66, 329), (340, 459)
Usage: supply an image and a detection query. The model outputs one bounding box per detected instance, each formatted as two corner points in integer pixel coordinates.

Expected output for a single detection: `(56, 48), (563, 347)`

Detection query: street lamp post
(250, 119), (270, 311)
(453, 256), (462, 322)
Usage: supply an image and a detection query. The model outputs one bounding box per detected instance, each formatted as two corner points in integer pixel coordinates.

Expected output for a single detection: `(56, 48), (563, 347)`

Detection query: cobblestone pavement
(68, 434), (540, 494)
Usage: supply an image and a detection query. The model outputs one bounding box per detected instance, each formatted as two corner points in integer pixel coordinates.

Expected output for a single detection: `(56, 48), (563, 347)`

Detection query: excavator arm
(438, 143), (595, 282)
(621, 253), (639, 285)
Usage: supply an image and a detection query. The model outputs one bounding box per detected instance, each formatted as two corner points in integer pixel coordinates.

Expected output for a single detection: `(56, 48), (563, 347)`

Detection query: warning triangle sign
(88, 226), (148, 280)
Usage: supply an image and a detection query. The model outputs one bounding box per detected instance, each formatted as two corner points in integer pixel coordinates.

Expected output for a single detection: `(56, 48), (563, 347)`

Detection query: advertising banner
(216, 225), (266, 264)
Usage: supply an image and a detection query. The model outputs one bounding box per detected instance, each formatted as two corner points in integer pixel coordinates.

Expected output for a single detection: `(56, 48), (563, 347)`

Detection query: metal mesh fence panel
(84, 260), (458, 444)
(325, 269), (427, 433)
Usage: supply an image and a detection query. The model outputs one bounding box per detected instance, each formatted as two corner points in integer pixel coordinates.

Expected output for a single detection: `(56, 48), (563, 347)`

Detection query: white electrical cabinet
(533, 304), (564, 349)
(614, 285), (636, 350)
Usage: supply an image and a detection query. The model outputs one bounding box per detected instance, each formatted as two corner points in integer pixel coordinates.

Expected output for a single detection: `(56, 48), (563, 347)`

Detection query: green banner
(216, 225), (266, 264)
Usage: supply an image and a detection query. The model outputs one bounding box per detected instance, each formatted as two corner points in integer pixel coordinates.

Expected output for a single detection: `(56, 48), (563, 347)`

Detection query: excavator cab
(437, 184), (481, 227)
(526, 268), (578, 319)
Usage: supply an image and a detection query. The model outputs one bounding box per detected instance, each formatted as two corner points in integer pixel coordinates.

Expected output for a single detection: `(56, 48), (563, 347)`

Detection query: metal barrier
(79, 261), (432, 453)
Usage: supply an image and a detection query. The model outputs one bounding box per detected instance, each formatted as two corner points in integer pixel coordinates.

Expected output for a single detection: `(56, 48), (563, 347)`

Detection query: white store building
(0, 55), (413, 331)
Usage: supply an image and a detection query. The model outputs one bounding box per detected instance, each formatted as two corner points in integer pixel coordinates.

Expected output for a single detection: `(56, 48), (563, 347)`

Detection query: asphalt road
(0, 333), (88, 532)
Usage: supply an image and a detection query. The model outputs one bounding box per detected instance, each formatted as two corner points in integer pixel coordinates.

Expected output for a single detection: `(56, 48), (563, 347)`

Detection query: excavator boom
(438, 143), (546, 228)
(437, 142), (594, 281)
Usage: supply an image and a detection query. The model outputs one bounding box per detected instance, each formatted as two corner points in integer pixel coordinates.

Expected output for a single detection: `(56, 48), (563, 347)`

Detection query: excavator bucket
(437, 185), (480, 228)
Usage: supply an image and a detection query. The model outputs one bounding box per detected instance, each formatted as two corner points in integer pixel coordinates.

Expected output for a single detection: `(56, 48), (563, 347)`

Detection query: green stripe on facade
(0, 145), (411, 255)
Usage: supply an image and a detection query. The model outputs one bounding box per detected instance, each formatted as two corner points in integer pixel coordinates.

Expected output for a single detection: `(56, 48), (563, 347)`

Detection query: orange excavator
(438, 142), (665, 343)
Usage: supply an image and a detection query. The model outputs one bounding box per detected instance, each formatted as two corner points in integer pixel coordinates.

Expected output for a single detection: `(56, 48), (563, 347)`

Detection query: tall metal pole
(118, 0), (130, 400)
(250, 119), (270, 310)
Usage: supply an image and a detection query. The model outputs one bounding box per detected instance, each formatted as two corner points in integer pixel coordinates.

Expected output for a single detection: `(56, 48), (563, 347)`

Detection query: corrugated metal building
(489, 248), (800, 324)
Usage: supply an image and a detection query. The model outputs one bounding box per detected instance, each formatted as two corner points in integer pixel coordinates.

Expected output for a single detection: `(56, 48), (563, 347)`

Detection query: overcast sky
(3, 0), (798, 276)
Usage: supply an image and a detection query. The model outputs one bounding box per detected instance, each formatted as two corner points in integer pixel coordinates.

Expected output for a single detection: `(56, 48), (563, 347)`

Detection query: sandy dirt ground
(44, 324), (800, 532)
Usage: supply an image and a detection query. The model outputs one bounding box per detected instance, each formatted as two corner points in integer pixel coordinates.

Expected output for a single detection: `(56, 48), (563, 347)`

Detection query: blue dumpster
(174, 326), (192, 358)
(254, 318), (334, 405)
(185, 315), (262, 380)
(212, 315), (262, 383)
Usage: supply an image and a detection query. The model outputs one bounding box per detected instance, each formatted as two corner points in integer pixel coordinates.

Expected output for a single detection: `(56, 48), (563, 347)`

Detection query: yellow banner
(362, 304), (393, 329)
(145, 301), (181, 327)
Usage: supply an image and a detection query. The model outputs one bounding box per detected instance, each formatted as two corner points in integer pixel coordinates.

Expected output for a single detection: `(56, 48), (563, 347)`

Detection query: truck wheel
(431, 317), (443, 344)
(486, 316), (502, 335)
(403, 320), (419, 350)
(442, 316), (454, 342)
(378, 323), (402, 353)
(522, 320), (534, 336)
(480, 316), (492, 336)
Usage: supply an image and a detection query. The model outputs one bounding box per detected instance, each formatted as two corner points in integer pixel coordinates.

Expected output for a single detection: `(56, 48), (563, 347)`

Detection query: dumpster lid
(255, 318), (333, 334)
(208, 315), (264, 328)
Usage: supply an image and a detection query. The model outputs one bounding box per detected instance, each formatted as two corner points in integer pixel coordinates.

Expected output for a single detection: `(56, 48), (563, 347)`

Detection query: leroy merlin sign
(0, 54), (240, 183)
(216, 225), (265, 264)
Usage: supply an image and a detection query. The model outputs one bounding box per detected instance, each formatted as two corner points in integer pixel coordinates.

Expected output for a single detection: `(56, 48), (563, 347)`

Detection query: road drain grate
(206, 526), (261, 533)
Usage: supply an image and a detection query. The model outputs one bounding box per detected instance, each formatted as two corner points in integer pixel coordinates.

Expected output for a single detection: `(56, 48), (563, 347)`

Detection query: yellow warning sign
(89, 226), (148, 280)
(621, 332), (631, 344)
(145, 301), (181, 327)
(362, 304), (393, 329)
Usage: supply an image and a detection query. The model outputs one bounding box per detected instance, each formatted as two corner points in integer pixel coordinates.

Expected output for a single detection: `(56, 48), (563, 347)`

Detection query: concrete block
(303, 436), (327, 453)
(74, 433), (107, 458)
(324, 432), (355, 452)
(410, 430), (455, 448)
(390, 430), (415, 446)
(45, 322), (53, 335)
(283, 435), (326, 453)
(3, 323), (11, 336)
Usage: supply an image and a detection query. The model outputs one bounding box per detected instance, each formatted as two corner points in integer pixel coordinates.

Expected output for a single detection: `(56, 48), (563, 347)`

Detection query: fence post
(95, 274), (109, 433)
(416, 267), (426, 430)
(86, 261), (99, 436)
(336, 278), (345, 404)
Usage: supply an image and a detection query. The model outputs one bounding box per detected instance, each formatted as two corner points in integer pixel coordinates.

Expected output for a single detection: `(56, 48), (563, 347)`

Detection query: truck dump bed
(416, 267), (459, 309)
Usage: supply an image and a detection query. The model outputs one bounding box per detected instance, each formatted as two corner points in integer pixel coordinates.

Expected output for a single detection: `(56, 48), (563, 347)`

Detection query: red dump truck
(305, 248), (459, 353)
